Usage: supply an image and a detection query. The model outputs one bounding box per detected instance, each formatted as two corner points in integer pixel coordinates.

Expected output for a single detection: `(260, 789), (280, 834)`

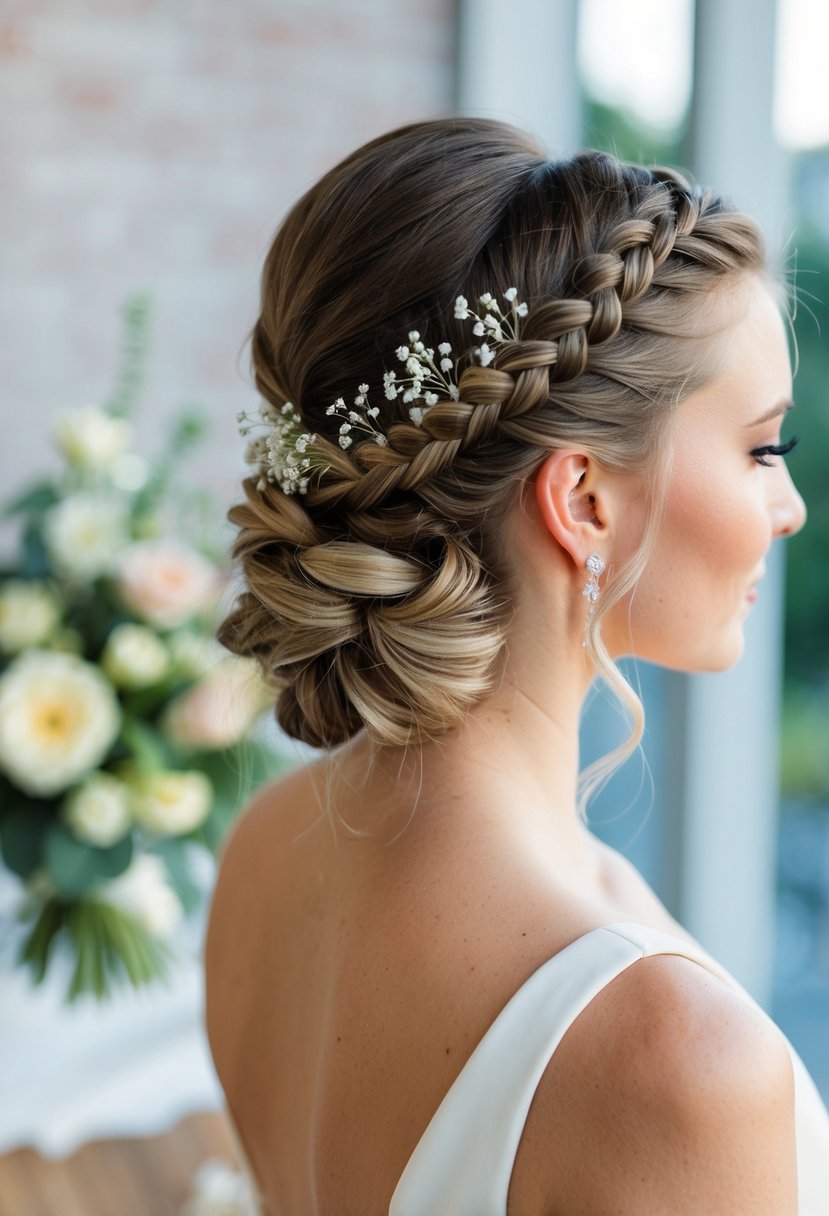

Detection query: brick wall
(0, 0), (454, 557)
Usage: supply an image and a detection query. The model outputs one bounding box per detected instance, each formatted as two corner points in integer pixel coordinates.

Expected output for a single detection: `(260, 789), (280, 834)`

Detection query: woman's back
(204, 742), (817, 1214)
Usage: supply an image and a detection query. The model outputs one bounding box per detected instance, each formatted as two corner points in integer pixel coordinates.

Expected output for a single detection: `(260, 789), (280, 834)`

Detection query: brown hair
(218, 117), (768, 820)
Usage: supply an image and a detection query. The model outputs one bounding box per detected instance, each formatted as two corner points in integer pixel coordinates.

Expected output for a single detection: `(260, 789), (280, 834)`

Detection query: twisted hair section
(218, 117), (768, 821)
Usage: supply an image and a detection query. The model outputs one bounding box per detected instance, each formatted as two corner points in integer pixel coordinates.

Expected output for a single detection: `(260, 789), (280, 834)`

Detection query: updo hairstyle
(218, 117), (769, 818)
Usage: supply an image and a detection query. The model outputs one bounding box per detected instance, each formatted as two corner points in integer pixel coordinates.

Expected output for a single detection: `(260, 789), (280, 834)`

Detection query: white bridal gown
(222, 921), (829, 1215)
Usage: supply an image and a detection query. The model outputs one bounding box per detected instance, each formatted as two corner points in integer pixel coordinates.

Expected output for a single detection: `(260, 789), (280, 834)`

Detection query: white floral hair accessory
(237, 288), (529, 495)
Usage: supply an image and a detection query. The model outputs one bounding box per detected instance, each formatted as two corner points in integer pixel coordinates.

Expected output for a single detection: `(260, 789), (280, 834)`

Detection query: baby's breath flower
(239, 288), (532, 492)
(238, 401), (320, 495)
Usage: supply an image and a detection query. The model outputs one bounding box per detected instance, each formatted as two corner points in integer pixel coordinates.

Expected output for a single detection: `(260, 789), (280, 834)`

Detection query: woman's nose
(772, 467), (807, 539)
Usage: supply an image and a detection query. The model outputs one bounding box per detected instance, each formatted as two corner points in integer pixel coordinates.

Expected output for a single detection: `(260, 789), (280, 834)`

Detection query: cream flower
(95, 853), (183, 938)
(54, 406), (132, 470)
(43, 492), (130, 580)
(167, 631), (227, 679)
(62, 772), (133, 846)
(0, 580), (61, 653)
(116, 540), (222, 630)
(129, 769), (213, 835)
(0, 650), (121, 796)
(161, 656), (270, 750)
(101, 622), (169, 689)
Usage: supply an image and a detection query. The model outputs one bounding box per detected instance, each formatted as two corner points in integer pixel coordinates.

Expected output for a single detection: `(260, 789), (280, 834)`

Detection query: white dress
(222, 921), (829, 1215)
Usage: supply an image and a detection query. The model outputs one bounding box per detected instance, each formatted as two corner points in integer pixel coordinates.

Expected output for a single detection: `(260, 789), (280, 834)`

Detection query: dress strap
(388, 921), (730, 1216)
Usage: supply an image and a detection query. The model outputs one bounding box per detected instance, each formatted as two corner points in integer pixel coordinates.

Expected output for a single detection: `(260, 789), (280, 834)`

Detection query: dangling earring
(582, 552), (605, 604)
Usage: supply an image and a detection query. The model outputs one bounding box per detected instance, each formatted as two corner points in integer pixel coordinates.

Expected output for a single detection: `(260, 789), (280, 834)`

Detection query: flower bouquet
(0, 295), (281, 1003)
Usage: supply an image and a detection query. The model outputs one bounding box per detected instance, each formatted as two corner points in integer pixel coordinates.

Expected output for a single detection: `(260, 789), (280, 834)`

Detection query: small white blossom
(479, 292), (494, 307)
(408, 406), (424, 425)
(472, 321), (485, 337)
(477, 343), (495, 367)
(504, 287), (518, 301)
(0, 580), (61, 653)
(54, 407), (132, 471)
(101, 623), (169, 689)
(96, 853), (183, 939)
(423, 391), (438, 406)
(129, 770), (213, 837)
(339, 435), (352, 448)
(63, 772), (133, 848)
(408, 330), (420, 342)
(516, 301), (529, 317)
(44, 493), (130, 580)
(358, 383), (369, 394)
(438, 342), (452, 355)
(396, 346), (409, 360)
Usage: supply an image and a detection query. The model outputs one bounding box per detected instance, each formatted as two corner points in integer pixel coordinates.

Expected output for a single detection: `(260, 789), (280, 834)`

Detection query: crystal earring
(582, 552), (605, 604)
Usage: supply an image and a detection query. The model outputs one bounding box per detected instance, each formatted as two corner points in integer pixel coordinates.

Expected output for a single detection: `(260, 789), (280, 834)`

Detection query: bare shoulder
(523, 952), (798, 1215)
(203, 761), (318, 1011)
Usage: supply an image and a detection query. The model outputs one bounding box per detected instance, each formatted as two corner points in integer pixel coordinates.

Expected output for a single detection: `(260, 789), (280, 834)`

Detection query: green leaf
(2, 480), (60, 519)
(155, 837), (204, 914)
(0, 802), (55, 879)
(104, 291), (153, 419)
(44, 825), (133, 897)
(193, 741), (286, 855)
(120, 716), (171, 773)
(17, 898), (69, 984)
(20, 519), (53, 579)
(57, 897), (176, 1003)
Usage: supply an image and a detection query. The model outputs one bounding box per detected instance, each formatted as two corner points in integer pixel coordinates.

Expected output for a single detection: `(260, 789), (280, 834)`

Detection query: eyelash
(751, 434), (800, 467)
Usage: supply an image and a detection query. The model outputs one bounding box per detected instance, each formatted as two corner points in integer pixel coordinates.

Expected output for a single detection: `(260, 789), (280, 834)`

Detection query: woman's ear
(533, 449), (609, 571)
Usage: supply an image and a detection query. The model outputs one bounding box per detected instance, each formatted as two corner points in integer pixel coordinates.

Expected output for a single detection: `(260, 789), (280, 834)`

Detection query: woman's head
(218, 116), (797, 803)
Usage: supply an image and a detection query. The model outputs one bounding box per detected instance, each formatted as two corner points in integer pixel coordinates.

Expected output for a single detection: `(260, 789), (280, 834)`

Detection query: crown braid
(218, 120), (767, 756)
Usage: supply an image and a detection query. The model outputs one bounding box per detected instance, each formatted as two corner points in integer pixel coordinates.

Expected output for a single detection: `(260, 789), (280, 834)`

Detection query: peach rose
(116, 540), (223, 630)
(162, 656), (270, 750)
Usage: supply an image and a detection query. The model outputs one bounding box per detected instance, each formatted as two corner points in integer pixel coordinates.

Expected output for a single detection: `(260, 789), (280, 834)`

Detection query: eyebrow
(744, 398), (795, 428)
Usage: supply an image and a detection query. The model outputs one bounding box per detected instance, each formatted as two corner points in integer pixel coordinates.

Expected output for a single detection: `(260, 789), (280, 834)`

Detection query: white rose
(129, 769), (212, 835)
(54, 406), (132, 469)
(116, 540), (222, 630)
(43, 492), (130, 580)
(95, 853), (183, 938)
(167, 630), (227, 679)
(62, 772), (133, 846)
(101, 622), (169, 689)
(0, 579), (61, 653)
(0, 649), (121, 797)
(162, 656), (270, 750)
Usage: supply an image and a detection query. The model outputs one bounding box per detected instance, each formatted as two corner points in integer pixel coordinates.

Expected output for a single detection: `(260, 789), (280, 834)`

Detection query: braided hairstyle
(218, 117), (768, 814)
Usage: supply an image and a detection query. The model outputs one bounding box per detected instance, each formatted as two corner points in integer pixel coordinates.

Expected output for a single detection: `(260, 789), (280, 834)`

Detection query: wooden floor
(0, 1109), (241, 1216)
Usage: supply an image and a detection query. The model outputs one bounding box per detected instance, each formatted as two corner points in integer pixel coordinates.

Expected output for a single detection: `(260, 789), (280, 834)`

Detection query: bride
(204, 117), (828, 1214)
